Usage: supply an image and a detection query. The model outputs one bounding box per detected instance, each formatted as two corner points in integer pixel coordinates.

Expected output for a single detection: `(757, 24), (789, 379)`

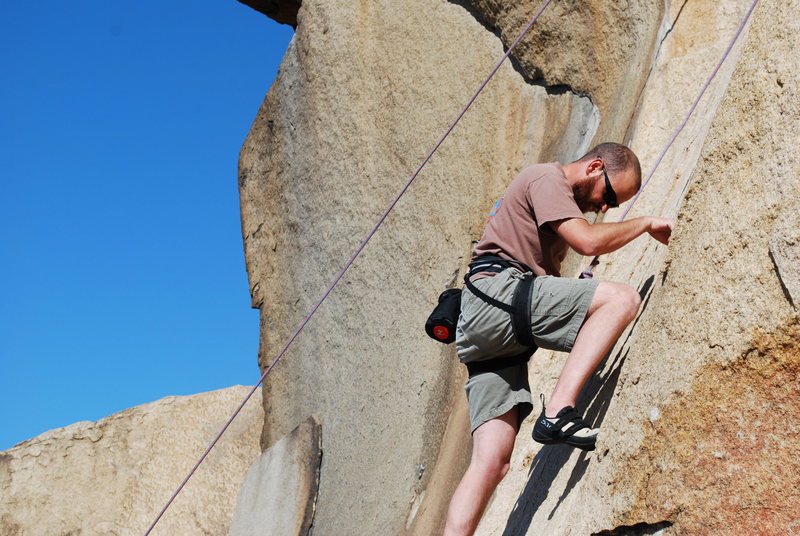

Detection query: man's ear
(586, 157), (603, 176)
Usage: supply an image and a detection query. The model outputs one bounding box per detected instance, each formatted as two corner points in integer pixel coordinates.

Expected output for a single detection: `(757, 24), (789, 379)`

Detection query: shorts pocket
(531, 279), (569, 317)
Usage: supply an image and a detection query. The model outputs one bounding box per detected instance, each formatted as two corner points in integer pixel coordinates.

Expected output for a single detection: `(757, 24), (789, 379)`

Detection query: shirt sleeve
(525, 171), (585, 228)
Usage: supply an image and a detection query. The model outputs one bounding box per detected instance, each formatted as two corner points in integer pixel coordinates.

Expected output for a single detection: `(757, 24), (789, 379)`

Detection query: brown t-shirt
(472, 163), (585, 277)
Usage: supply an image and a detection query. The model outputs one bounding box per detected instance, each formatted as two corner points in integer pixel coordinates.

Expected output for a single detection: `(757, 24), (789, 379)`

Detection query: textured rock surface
(611, 1), (800, 532)
(0, 386), (263, 536)
(477, 0), (800, 534)
(463, 0), (665, 143)
(229, 417), (321, 536)
(239, 1), (615, 534)
(238, 0), (798, 534)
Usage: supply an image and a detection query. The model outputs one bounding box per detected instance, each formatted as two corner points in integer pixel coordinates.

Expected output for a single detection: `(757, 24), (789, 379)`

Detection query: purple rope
(143, 2), (553, 534)
(580, 0), (760, 279)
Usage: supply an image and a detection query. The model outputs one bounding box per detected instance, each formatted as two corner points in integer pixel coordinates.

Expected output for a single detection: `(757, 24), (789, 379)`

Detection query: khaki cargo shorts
(455, 268), (599, 432)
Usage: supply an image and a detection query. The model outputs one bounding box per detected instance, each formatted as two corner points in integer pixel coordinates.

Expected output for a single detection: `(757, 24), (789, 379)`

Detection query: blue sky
(0, 2), (294, 451)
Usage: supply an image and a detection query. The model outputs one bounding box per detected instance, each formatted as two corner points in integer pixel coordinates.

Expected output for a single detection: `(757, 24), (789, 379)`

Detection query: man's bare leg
(546, 281), (640, 416)
(443, 407), (519, 536)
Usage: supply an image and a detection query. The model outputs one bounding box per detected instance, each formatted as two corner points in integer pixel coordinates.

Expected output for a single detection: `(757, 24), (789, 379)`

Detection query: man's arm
(551, 216), (674, 257)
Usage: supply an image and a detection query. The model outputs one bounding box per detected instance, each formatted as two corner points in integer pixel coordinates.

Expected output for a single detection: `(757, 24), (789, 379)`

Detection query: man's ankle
(544, 402), (573, 419)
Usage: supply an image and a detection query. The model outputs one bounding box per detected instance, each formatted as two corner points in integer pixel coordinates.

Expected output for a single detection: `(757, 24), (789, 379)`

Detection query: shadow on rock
(500, 275), (655, 534)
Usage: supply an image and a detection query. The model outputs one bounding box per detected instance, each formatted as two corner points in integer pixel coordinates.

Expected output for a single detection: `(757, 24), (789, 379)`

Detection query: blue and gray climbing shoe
(532, 400), (598, 451)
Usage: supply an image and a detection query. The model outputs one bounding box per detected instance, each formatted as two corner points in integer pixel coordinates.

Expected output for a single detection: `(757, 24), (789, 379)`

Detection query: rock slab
(476, 0), (800, 534)
(238, 0), (799, 534)
(0, 386), (263, 536)
(229, 416), (322, 536)
(238, 0), (628, 533)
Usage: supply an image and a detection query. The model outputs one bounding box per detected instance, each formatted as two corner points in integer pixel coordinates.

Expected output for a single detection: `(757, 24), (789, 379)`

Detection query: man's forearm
(583, 217), (653, 256)
(552, 215), (673, 256)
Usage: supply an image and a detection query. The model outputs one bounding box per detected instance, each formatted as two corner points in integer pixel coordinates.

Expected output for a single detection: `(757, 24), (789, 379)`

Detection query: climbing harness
(463, 256), (537, 349)
(580, 0), (761, 279)
(143, 2), (554, 534)
(425, 261), (539, 375)
(425, 256), (537, 348)
(462, 256), (539, 375)
(426, 256), (538, 374)
(425, 255), (536, 364)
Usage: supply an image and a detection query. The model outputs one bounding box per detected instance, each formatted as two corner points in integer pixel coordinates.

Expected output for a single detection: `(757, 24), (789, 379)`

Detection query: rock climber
(443, 143), (675, 536)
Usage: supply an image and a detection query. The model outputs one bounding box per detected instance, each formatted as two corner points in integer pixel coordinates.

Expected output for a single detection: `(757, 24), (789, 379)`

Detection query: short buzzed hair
(575, 143), (642, 190)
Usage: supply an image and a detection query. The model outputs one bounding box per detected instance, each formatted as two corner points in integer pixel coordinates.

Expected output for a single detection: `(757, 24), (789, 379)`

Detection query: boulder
(238, 0), (663, 533)
(463, 0), (665, 144)
(0, 386), (263, 536)
(238, 0), (798, 534)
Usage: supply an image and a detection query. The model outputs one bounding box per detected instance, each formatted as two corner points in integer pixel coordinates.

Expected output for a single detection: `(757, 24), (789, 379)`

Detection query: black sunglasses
(599, 161), (619, 208)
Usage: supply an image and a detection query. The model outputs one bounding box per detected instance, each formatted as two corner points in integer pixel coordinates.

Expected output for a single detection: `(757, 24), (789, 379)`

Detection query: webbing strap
(552, 407), (590, 439)
(511, 274), (536, 347)
(465, 349), (533, 375)
(463, 255), (533, 313)
(464, 277), (515, 313)
(469, 255), (534, 275)
(463, 256), (538, 349)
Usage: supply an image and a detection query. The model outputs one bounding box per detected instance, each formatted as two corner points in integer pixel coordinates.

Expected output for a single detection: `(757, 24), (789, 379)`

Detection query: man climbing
(443, 143), (674, 536)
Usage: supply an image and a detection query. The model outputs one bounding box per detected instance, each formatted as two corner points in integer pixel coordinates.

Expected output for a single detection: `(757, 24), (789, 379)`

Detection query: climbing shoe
(532, 403), (598, 451)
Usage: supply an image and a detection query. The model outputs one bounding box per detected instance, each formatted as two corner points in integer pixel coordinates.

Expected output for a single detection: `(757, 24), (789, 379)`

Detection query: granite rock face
(609, 2), (800, 532)
(476, 0), (800, 534)
(464, 0), (665, 143)
(239, 0), (798, 534)
(0, 386), (263, 536)
(239, 1), (615, 534)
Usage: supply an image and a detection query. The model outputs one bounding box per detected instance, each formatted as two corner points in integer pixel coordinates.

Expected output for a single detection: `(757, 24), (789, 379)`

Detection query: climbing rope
(142, 2), (554, 533)
(580, 0), (761, 279)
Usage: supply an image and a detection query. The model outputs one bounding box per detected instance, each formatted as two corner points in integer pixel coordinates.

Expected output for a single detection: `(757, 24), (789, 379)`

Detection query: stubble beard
(572, 178), (597, 214)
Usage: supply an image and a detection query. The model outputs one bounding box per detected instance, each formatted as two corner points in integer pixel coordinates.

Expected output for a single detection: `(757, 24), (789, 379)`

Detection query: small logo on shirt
(487, 196), (504, 224)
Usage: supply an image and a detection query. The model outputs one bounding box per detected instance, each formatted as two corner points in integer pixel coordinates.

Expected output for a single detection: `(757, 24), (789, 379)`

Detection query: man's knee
(470, 409), (517, 483)
(618, 283), (641, 320)
(593, 282), (641, 321)
(471, 449), (512, 484)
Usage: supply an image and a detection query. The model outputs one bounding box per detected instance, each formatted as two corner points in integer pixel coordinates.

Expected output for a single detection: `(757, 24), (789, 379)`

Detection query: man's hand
(647, 217), (675, 245)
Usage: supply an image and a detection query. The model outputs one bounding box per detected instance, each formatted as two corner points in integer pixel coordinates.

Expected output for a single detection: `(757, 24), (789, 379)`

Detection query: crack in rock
(769, 243), (797, 309)
(592, 520), (673, 536)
